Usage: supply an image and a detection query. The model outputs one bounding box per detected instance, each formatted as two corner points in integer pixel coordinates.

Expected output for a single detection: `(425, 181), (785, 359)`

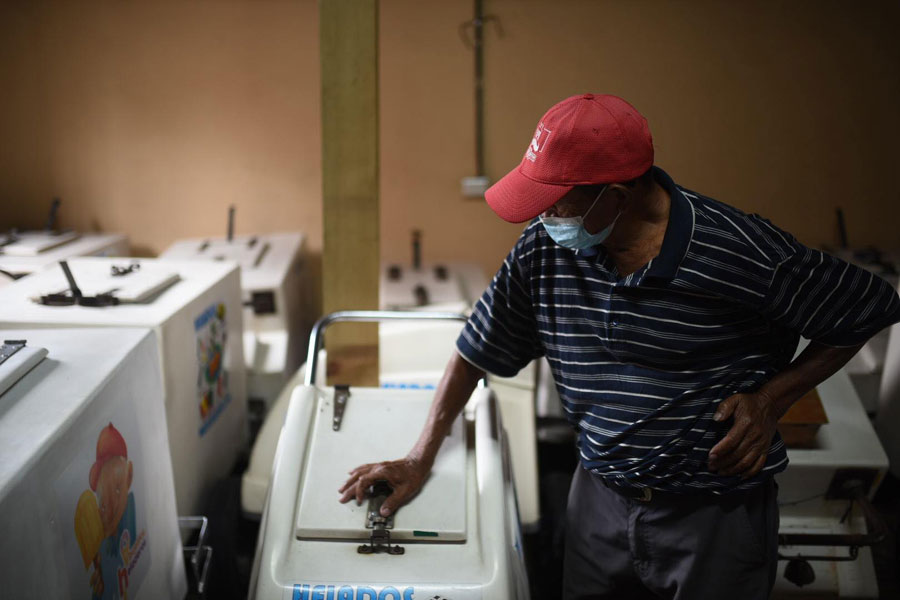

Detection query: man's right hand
(338, 352), (483, 517)
(338, 456), (431, 517)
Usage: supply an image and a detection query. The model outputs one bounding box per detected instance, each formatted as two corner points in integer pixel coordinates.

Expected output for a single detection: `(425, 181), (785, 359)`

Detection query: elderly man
(340, 94), (900, 599)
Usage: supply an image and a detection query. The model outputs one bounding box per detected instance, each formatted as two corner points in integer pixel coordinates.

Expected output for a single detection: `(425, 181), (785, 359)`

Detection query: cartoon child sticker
(74, 423), (138, 600)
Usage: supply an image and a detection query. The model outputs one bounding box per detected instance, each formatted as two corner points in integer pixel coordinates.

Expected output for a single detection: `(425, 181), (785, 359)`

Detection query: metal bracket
(778, 479), (887, 565)
(333, 385), (350, 431)
(0, 340), (26, 366)
(412, 284), (430, 306)
(357, 482), (404, 556)
(178, 516), (213, 597)
(39, 261), (120, 307)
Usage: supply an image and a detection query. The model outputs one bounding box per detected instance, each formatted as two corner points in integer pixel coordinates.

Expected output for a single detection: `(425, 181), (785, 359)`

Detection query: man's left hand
(708, 391), (780, 479)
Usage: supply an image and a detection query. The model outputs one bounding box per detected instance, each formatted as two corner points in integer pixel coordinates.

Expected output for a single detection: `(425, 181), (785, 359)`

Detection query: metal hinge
(110, 262), (141, 277)
(39, 261), (119, 307)
(0, 340), (26, 366)
(333, 385), (350, 431)
(357, 482), (404, 555)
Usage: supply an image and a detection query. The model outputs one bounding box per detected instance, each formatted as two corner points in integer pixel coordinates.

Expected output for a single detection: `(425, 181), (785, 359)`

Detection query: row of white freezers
(0, 257), (248, 517)
(0, 228), (312, 599)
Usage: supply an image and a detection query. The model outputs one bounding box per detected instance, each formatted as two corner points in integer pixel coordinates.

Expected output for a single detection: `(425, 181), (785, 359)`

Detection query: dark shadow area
(872, 472), (900, 599)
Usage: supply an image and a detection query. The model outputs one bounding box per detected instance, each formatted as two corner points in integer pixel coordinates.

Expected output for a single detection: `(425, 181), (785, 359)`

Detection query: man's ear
(606, 183), (632, 211)
(127, 461), (133, 489)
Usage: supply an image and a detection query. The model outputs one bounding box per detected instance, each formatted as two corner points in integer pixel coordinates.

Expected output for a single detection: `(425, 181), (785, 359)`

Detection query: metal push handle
(304, 310), (486, 387)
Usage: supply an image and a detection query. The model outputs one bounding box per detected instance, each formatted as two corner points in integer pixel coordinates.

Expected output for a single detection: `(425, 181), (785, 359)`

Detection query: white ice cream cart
(0, 329), (188, 599)
(249, 312), (531, 600)
(160, 225), (310, 415)
(0, 257), (247, 517)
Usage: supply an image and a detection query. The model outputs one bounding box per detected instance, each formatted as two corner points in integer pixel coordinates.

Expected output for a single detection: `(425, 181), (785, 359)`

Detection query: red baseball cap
(89, 423), (128, 491)
(485, 93), (654, 223)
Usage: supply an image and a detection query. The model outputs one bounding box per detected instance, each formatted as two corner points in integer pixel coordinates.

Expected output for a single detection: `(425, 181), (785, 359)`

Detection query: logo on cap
(525, 122), (552, 163)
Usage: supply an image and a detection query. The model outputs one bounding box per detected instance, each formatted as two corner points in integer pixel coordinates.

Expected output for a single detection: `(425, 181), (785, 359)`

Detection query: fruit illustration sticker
(195, 301), (232, 436)
(56, 415), (150, 600)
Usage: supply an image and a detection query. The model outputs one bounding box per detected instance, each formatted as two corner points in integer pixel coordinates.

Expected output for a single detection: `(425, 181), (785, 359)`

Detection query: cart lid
(0, 233), (128, 276)
(295, 386), (467, 542)
(160, 233), (306, 290)
(0, 258), (238, 327)
(30, 259), (180, 303)
(1, 231), (80, 256)
(191, 237), (268, 270)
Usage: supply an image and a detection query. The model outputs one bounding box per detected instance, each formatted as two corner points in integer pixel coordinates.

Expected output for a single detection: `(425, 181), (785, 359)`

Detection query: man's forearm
(408, 351), (484, 468)
(758, 340), (865, 418)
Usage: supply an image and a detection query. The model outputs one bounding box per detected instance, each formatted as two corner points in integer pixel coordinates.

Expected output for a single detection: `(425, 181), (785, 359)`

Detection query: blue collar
(643, 166), (693, 281)
(575, 167), (693, 279)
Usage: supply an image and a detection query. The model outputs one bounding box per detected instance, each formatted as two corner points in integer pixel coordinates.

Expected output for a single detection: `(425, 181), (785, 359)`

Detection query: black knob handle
(783, 558), (815, 587)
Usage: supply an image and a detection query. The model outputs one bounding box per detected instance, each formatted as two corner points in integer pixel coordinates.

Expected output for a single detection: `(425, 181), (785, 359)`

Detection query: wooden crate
(777, 388), (828, 448)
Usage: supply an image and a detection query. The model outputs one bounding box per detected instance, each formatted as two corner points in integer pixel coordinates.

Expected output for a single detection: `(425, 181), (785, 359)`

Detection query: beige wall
(1, 1), (898, 303)
(0, 0), (321, 257)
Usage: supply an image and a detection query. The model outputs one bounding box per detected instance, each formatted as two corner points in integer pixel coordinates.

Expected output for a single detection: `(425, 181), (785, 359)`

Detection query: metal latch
(333, 385), (350, 431)
(110, 262), (141, 277)
(0, 340), (26, 366)
(358, 481), (404, 555)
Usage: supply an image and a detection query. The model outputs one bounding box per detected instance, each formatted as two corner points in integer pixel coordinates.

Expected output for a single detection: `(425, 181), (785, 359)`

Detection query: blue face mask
(540, 186), (620, 250)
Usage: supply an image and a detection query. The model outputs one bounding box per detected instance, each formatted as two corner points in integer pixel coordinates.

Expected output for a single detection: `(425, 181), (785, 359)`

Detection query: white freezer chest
(250, 385), (529, 600)
(0, 257), (247, 517)
(160, 232), (310, 410)
(0, 232), (129, 282)
(0, 329), (187, 600)
(380, 261), (488, 310)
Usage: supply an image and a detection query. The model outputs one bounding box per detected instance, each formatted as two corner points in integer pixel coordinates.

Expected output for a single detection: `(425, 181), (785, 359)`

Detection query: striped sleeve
(756, 218), (900, 347)
(456, 229), (544, 377)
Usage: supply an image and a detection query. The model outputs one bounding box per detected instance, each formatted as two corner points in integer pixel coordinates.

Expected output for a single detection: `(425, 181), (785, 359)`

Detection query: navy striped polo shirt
(457, 167), (900, 494)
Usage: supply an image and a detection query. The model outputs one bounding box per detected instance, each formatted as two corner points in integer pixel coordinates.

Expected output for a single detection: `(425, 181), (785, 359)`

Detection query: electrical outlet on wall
(461, 176), (490, 198)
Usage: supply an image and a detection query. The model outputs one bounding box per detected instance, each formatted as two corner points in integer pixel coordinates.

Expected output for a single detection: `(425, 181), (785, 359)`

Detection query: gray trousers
(563, 466), (779, 600)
